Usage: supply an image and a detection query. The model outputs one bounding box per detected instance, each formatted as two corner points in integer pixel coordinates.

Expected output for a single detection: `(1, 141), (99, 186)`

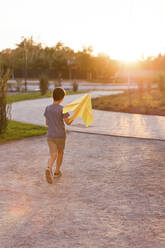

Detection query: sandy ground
(0, 132), (165, 248)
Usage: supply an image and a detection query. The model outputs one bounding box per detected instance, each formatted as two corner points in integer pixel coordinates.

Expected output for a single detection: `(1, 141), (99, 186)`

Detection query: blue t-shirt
(44, 104), (69, 139)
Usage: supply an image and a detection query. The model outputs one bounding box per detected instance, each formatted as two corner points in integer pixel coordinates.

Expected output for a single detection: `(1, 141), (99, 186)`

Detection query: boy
(44, 87), (72, 184)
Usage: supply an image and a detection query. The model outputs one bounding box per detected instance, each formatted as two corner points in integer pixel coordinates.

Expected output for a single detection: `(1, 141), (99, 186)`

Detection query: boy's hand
(64, 117), (73, 125)
(68, 118), (73, 125)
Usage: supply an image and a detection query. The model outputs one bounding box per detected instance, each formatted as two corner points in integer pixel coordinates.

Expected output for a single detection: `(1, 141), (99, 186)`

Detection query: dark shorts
(47, 137), (66, 154)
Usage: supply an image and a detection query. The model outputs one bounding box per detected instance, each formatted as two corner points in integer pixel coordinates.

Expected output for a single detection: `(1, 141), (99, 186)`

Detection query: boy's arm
(45, 118), (48, 125)
(44, 107), (48, 125)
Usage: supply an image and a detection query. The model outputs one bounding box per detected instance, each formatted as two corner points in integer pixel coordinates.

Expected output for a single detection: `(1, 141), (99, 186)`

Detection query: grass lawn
(7, 90), (84, 104)
(7, 91), (51, 104)
(0, 120), (47, 144)
(92, 89), (165, 116)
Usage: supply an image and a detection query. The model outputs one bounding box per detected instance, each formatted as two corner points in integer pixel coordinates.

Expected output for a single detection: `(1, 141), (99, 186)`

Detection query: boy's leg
(47, 138), (58, 174)
(48, 152), (57, 174)
(46, 152), (57, 184)
(55, 151), (64, 174)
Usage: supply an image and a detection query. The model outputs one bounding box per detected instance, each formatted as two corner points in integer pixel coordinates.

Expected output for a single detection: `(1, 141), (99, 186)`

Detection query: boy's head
(53, 87), (66, 102)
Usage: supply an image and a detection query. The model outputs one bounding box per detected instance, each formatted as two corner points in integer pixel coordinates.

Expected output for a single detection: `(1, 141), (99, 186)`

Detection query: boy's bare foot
(45, 168), (53, 184)
(54, 171), (62, 178)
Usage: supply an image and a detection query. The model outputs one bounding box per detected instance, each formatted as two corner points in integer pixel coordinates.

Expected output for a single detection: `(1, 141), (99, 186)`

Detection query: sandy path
(0, 132), (165, 248)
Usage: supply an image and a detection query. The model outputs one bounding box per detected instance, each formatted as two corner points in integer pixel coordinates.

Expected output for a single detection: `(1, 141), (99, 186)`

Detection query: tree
(0, 68), (11, 134)
(75, 47), (93, 79)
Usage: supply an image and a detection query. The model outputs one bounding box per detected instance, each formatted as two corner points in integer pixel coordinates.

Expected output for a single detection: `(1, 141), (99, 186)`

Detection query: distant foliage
(2, 37), (165, 83)
(39, 75), (49, 95)
(0, 68), (11, 134)
(0, 38), (118, 81)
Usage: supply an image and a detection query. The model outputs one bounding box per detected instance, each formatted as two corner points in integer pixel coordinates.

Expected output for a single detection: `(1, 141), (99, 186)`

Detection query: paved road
(8, 80), (139, 91)
(0, 133), (165, 248)
(11, 91), (165, 140)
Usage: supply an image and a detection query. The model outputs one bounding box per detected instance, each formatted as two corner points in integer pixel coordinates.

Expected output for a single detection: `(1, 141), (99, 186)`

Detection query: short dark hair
(53, 87), (66, 101)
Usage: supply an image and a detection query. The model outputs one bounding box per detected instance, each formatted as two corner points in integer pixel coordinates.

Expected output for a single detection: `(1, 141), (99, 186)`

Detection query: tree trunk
(0, 68), (11, 134)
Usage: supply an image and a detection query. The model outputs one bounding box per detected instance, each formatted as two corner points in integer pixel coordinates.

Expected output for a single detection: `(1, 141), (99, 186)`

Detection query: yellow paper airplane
(63, 94), (93, 127)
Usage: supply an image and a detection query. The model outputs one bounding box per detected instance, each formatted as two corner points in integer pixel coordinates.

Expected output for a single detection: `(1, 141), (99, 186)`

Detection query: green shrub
(39, 75), (49, 95)
(72, 80), (78, 92)
(7, 82), (13, 91)
(54, 79), (61, 88)
(16, 78), (22, 92)
(146, 80), (152, 93)
(137, 79), (145, 95)
(155, 72), (165, 92)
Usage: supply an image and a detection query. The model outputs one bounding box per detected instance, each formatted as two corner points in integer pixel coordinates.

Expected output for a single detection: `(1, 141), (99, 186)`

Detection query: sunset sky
(0, 0), (165, 61)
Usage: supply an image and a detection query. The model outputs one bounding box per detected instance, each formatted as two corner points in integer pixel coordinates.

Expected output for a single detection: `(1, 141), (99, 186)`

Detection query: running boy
(44, 87), (72, 184)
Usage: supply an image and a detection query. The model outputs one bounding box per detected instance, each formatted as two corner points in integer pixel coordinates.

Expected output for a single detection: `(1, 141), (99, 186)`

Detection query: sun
(113, 50), (139, 62)
(93, 32), (142, 63)
(108, 39), (142, 62)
